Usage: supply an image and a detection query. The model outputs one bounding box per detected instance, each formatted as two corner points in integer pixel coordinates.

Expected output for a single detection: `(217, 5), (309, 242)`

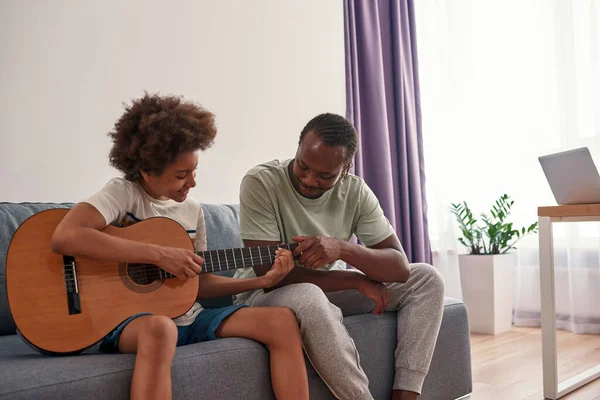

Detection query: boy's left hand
(262, 248), (295, 288)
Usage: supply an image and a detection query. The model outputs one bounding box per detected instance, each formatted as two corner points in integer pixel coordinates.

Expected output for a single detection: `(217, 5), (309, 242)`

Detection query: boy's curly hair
(108, 93), (216, 181)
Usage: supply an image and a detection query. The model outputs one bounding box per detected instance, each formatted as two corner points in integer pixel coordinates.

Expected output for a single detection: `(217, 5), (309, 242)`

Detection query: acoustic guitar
(6, 209), (295, 355)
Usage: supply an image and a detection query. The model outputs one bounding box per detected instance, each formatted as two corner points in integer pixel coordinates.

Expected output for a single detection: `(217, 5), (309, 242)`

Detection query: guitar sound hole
(128, 264), (161, 286)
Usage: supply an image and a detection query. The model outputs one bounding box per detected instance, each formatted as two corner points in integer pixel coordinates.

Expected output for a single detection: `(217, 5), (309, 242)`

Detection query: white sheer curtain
(415, 0), (600, 333)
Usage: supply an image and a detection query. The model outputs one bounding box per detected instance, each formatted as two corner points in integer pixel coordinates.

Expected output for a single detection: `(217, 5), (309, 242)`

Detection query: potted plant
(450, 194), (538, 334)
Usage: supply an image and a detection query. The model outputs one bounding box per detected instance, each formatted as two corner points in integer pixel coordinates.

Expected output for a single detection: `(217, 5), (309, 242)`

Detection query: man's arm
(246, 238), (395, 314)
(292, 233), (410, 283)
(246, 239), (377, 292)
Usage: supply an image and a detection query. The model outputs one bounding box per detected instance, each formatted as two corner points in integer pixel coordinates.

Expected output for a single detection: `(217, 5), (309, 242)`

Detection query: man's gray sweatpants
(234, 263), (445, 400)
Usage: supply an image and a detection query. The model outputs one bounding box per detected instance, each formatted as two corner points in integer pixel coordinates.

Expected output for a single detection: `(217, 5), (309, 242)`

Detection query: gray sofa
(0, 202), (472, 400)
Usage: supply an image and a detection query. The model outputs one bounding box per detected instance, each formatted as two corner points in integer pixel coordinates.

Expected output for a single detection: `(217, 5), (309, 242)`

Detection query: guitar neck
(198, 243), (298, 274)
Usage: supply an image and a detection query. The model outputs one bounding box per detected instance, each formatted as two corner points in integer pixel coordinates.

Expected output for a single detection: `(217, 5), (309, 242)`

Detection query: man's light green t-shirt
(233, 159), (395, 280)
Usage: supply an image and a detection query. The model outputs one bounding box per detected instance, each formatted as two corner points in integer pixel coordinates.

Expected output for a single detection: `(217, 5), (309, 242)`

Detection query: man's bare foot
(392, 389), (419, 400)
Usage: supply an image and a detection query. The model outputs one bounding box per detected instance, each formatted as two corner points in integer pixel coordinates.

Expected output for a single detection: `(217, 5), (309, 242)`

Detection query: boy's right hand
(156, 246), (204, 280)
(262, 248), (295, 288)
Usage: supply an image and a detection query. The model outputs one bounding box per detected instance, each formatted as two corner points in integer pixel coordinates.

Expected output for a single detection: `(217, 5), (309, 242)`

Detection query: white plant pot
(459, 253), (515, 335)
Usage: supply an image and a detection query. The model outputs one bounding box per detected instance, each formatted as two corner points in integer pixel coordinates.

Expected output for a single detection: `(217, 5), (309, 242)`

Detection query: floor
(470, 326), (600, 400)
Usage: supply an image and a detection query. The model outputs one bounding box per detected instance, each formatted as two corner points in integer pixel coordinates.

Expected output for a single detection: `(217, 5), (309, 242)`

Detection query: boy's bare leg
(216, 307), (309, 400)
(118, 315), (179, 400)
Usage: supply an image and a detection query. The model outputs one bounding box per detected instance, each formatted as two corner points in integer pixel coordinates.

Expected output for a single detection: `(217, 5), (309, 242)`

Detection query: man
(234, 113), (445, 400)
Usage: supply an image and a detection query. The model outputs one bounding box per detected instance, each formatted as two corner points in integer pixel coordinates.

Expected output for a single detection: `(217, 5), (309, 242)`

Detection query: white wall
(0, 0), (345, 204)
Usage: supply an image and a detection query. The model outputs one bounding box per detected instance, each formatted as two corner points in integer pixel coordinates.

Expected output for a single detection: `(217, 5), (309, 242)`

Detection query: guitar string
(62, 259), (307, 283)
(61, 255), (288, 278)
(61, 257), (281, 282)
(61, 257), (283, 282)
(61, 245), (300, 283)
(61, 244), (296, 274)
(62, 259), (309, 284)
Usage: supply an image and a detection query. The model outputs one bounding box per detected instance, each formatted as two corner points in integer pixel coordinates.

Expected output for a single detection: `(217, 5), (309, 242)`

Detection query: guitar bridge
(63, 256), (81, 315)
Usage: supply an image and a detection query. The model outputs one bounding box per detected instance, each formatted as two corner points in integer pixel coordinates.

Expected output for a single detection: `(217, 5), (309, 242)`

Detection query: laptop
(538, 147), (600, 205)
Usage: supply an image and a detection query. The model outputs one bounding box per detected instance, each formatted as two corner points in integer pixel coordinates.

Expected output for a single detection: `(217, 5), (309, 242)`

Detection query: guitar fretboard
(158, 243), (298, 279)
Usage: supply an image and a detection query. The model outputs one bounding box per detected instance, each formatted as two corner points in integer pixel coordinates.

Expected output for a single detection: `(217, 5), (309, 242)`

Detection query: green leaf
(452, 194), (537, 254)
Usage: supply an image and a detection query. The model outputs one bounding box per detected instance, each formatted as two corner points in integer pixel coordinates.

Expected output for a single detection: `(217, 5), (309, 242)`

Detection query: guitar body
(6, 209), (198, 355)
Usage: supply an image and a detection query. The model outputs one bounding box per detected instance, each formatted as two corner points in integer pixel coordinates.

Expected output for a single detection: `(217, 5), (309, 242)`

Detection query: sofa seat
(0, 298), (470, 400)
(0, 202), (472, 400)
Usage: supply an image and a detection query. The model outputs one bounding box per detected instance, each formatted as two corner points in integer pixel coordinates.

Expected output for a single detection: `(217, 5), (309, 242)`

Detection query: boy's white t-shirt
(84, 177), (207, 326)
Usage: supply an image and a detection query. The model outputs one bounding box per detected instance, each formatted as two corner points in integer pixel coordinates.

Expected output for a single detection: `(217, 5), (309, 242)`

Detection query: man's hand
(261, 248), (295, 288)
(292, 235), (343, 269)
(157, 247), (204, 280)
(357, 277), (390, 315)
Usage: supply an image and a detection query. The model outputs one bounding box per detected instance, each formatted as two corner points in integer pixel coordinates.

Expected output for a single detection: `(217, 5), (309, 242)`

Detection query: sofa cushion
(0, 202), (244, 335)
(0, 299), (472, 400)
(0, 314), (394, 400)
(202, 203), (243, 252)
(196, 203), (243, 308)
(0, 334), (276, 400)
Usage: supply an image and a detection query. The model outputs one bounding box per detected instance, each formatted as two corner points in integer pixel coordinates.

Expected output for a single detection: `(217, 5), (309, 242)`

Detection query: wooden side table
(538, 204), (600, 399)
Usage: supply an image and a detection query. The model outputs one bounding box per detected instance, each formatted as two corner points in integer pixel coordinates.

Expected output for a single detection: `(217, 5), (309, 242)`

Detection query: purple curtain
(344, 0), (431, 264)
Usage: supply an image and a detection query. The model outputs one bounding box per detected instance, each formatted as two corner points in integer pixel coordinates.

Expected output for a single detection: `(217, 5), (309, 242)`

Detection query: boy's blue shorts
(98, 304), (246, 354)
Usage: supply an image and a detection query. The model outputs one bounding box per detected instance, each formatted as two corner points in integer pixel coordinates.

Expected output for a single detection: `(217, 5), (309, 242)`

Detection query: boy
(51, 93), (308, 400)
